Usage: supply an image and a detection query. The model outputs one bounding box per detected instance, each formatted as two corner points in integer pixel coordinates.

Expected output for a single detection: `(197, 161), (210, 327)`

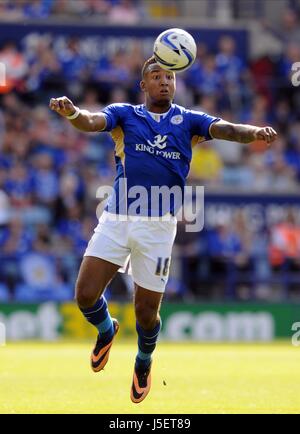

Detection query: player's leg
(75, 256), (121, 372)
(129, 216), (177, 402)
(75, 211), (130, 372)
(130, 284), (163, 403)
(130, 285), (163, 403)
(134, 284), (163, 369)
(75, 256), (119, 308)
(75, 256), (119, 337)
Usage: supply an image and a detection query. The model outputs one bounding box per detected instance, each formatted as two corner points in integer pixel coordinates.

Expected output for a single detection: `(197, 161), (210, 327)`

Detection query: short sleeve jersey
(101, 103), (219, 216)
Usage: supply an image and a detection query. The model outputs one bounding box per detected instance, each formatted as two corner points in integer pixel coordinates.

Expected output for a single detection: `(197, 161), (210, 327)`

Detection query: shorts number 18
(155, 257), (170, 277)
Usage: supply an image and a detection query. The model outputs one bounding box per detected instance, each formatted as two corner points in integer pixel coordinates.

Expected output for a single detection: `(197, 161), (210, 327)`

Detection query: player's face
(141, 65), (176, 106)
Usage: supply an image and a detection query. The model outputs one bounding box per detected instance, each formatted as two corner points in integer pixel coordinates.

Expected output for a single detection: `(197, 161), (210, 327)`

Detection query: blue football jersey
(101, 103), (219, 216)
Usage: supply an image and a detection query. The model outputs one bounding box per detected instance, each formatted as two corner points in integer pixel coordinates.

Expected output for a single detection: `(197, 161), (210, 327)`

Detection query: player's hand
(254, 127), (277, 145)
(49, 96), (77, 118)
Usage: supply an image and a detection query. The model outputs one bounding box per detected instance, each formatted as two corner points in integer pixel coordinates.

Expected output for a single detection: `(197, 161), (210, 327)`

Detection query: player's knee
(75, 281), (98, 309)
(135, 302), (158, 330)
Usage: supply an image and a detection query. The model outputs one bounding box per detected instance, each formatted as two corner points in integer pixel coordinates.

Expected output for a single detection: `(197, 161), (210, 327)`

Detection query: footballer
(49, 56), (277, 403)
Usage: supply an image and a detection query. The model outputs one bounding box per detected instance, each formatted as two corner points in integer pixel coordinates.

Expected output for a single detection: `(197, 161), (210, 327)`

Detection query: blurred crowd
(1, 5), (300, 302)
(0, 0), (146, 23)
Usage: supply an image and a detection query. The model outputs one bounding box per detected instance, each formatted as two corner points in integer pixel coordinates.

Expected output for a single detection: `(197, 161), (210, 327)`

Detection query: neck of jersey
(147, 107), (172, 122)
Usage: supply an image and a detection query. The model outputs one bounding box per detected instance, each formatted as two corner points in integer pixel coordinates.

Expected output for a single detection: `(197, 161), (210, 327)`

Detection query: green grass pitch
(1, 341), (300, 414)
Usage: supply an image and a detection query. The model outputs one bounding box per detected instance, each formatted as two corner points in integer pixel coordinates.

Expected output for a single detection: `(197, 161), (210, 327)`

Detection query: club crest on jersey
(147, 134), (168, 149)
(171, 115), (183, 125)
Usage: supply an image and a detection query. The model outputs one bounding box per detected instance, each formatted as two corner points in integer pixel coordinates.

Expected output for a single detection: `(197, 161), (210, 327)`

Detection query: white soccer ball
(153, 28), (197, 72)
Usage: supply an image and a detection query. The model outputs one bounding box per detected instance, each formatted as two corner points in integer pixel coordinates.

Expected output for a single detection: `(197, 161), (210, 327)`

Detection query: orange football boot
(91, 319), (119, 372)
(130, 361), (152, 403)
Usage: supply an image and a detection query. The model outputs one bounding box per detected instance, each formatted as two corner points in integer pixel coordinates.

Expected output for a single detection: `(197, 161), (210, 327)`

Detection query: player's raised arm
(210, 119), (277, 145)
(49, 96), (106, 132)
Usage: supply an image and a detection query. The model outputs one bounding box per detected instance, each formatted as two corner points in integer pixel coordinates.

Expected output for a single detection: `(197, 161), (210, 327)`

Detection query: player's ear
(140, 80), (146, 92)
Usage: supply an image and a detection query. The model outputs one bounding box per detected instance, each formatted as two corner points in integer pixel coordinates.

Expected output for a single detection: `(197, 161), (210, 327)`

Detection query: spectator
(58, 38), (89, 82)
(0, 189), (10, 225)
(0, 217), (34, 255)
(4, 162), (33, 208)
(0, 41), (28, 94)
(189, 141), (223, 186)
(31, 151), (59, 205)
(269, 7), (300, 44)
(216, 36), (245, 84)
(23, 0), (53, 19)
(108, 0), (141, 24)
(269, 211), (300, 271)
(194, 54), (222, 97)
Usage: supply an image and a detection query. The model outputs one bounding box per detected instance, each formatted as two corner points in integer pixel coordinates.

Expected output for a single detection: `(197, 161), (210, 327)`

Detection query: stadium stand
(0, 0), (300, 301)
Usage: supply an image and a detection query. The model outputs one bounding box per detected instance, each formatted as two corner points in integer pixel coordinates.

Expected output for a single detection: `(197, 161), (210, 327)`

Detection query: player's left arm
(210, 120), (277, 145)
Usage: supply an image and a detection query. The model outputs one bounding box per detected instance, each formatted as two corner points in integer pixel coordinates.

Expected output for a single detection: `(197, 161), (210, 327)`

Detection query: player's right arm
(49, 96), (106, 132)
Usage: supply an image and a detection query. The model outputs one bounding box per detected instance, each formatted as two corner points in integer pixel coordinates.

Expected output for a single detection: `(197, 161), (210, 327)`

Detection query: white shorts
(84, 211), (177, 293)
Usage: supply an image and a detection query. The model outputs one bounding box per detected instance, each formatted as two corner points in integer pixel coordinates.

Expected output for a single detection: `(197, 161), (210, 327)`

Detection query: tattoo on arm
(210, 121), (258, 144)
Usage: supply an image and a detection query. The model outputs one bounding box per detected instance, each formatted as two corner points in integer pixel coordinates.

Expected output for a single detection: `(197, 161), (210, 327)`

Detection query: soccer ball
(153, 28), (197, 72)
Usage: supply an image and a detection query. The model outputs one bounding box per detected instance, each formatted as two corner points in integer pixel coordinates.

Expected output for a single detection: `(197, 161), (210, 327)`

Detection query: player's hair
(141, 56), (158, 78)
